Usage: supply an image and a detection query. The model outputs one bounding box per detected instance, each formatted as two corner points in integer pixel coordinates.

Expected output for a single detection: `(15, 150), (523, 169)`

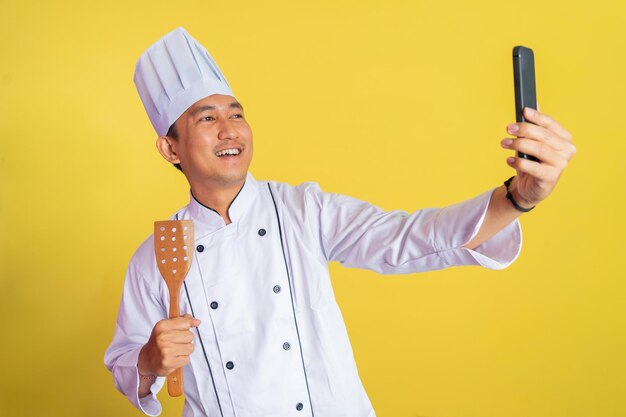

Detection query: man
(105, 27), (575, 417)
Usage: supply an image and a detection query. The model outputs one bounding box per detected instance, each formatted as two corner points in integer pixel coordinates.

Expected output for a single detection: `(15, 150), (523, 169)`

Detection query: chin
(217, 170), (248, 186)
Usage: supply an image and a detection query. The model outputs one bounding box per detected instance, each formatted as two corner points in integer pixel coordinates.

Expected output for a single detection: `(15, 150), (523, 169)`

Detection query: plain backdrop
(1, 1), (624, 416)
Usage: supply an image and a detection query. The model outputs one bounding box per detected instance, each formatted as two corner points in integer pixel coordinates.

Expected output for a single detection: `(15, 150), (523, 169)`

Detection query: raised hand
(501, 107), (576, 208)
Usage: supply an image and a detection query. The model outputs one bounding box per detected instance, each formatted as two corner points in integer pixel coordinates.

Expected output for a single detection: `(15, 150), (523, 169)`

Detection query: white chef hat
(134, 27), (235, 136)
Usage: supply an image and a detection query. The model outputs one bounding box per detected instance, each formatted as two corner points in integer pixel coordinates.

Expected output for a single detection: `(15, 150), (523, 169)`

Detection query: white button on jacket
(104, 173), (522, 417)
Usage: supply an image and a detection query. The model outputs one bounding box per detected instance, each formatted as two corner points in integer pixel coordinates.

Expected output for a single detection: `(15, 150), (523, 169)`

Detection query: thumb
(182, 313), (201, 327)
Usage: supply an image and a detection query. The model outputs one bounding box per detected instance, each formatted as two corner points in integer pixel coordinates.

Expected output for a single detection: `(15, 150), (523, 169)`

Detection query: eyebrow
(190, 102), (243, 116)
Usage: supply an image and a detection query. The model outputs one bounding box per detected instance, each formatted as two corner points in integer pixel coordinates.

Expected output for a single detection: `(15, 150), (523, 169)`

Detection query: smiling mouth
(215, 148), (241, 157)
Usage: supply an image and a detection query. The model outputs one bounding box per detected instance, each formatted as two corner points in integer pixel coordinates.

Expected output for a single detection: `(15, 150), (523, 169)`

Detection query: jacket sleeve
(104, 255), (167, 416)
(301, 183), (522, 274)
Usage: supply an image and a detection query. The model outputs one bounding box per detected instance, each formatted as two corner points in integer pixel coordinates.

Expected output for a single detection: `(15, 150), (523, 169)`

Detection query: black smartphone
(513, 45), (540, 162)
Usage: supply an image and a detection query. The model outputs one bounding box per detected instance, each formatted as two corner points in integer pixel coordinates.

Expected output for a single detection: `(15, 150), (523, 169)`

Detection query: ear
(156, 135), (181, 165)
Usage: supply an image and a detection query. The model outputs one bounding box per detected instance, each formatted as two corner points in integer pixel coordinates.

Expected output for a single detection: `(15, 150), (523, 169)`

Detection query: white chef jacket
(104, 172), (521, 417)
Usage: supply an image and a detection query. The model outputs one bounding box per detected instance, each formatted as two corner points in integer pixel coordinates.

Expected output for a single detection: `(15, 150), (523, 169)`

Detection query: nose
(217, 119), (238, 141)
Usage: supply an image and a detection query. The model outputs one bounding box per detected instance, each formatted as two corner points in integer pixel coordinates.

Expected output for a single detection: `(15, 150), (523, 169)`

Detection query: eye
(200, 115), (215, 122)
(231, 114), (243, 119)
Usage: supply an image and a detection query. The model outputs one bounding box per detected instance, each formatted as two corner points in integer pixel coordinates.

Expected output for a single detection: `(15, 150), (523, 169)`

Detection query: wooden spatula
(154, 219), (195, 397)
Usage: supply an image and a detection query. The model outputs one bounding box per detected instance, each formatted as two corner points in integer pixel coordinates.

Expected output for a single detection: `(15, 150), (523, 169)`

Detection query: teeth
(215, 148), (240, 157)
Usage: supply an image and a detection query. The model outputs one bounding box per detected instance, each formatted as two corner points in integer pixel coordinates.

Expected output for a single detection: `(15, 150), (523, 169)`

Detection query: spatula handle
(167, 368), (184, 397)
(167, 287), (184, 397)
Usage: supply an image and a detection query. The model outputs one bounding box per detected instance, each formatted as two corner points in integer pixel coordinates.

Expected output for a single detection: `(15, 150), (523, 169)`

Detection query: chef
(104, 27), (575, 417)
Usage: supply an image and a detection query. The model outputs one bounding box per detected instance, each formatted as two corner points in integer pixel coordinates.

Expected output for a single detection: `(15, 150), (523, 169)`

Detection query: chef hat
(134, 27), (235, 136)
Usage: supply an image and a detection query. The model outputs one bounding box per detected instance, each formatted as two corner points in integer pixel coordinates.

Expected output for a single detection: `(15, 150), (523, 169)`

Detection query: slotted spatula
(154, 219), (195, 397)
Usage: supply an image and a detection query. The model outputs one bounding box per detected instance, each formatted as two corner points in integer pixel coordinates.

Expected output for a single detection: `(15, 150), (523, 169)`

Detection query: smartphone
(513, 45), (540, 162)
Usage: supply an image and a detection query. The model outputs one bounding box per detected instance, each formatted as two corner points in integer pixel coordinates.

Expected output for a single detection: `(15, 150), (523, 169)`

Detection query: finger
(169, 355), (192, 370)
(176, 343), (195, 356)
(168, 315), (201, 330)
(503, 133), (577, 162)
(508, 121), (554, 143)
(507, 122), (574, 154)
(523, 107), (573, 142)
(506, 156), (560, 184)
(160, 354), (192, 373)
(501, 138), (565, 167)
(168, 329), (196, 344)
(153, 317), (200, 337)
(162, 342), (195, 358)
(160, 340), (195, 361)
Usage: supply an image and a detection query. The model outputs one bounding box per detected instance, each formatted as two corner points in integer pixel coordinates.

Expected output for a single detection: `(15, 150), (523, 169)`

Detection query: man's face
(165, 94), (253, 190)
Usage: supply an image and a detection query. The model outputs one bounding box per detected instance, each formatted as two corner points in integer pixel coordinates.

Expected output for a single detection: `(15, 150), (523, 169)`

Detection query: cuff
(435, 188), (522, 270)
(113, 347), (163, 416)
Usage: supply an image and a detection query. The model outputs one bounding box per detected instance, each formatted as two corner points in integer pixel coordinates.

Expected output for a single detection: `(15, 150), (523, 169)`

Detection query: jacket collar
(187, 172), (260, 229)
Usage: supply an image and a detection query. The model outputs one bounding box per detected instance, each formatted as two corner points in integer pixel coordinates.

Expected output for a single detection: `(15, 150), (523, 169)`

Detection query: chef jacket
(104, 172), (521, 417)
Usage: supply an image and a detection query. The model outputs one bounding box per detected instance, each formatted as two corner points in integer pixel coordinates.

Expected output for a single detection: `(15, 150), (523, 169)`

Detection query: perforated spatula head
(154, 219), (195, 397)
(155, 220), (194, 298)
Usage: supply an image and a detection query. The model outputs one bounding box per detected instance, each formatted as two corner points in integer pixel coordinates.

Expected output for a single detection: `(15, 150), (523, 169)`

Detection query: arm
(104, 248), (200, 413)
(464, 107), (576, 250)
(287, 110), (573, 273)
(289, 182), (520, 274)
(104, 260), (166, 416)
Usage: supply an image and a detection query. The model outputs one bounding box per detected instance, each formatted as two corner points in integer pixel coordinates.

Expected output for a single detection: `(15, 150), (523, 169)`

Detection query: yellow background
(1, 0), (624, 416)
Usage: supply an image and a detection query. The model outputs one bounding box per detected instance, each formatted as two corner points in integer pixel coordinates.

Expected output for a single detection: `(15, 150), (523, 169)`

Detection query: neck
(190, 178), (246, 224)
